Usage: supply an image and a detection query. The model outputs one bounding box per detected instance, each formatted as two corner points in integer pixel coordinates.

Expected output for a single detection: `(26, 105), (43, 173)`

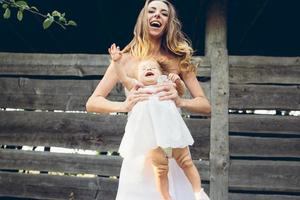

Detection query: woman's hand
(154, 82), (183, 107)
(121, 82), (152, 112)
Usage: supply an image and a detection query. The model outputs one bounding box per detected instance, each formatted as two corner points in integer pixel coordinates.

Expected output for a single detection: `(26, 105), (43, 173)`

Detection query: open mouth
(150, 21), (162, 28)
(145, 71), (155, 77)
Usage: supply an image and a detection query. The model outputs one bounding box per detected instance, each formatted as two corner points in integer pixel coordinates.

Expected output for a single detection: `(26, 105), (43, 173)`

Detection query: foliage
(0, 0), (77, 29)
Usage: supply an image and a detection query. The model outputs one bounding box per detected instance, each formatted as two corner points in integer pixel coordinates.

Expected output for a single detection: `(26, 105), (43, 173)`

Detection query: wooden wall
(0, 52), (299, 200)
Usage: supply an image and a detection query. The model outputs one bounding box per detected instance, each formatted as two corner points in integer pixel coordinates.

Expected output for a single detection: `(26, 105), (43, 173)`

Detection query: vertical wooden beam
(205, 0), (227, 57)
(205, 0), (229, 200)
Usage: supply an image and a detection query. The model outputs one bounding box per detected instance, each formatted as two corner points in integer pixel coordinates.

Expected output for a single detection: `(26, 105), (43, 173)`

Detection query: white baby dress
(116, 83), (210, 200)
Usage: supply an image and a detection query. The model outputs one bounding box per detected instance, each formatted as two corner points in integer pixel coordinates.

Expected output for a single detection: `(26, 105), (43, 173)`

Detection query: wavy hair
(123, 0), (196, 73)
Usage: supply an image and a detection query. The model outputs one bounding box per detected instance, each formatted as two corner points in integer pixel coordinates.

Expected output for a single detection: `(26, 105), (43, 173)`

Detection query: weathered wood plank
(1, 53), (299, 84)
(229, 193), (300, 200)
(0, 149), (210, 181)
(229, 160), (300, 193)
(0, 171), (116, 200)
(0, 111), (211, 160)
(229, 84), (300, 110)
(229, 65), (300, 84)
(0, 78), (125, 111)
(229, 114), (300, 136)
(0, 77), (210, 111)
(206, 0), (229, 199)
(1, 160), (299, 199)
(229, 56), (300, 67)
(229, 56), (300, 84)
(1, 111), (299, 159)
(230, 136), (300, 158)
(1, 77), (298, 111)
(0, 111), (126, 151)
(0, 53), (111, 76)
(0, 171), (210, 200)
(0, 149), (122, 176)
(0, 52), (209, 77)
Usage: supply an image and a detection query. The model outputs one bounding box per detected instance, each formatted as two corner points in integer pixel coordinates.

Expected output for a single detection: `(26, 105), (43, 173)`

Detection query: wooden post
(205, 0), (229, 200)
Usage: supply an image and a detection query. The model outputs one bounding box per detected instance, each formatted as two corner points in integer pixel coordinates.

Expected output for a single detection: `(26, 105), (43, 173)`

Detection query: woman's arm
(178, 71), (211, 115)
(86, 63), (126, 113)
(86, 63), (149, 113)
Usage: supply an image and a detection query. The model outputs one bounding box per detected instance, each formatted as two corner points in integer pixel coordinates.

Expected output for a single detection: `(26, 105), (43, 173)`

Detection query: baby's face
(137, 60), (162, 85)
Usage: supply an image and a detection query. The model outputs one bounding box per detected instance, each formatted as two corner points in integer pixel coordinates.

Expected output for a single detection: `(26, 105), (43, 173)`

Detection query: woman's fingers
(153, 82), (179, 101)
(126, 93), (150, 111)
(159, 92), (177, 100)
(154, 83), (176, 93)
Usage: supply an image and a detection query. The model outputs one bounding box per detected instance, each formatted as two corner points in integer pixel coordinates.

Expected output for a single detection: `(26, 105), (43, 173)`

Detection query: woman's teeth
(150, 21), (161, 28)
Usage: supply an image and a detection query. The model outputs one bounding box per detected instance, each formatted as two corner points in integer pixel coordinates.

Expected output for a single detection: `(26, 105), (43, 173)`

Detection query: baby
(109, 44), (209, 200)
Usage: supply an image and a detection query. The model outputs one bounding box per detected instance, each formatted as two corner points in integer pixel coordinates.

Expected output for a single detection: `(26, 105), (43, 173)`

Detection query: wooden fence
(0, 52), (299, 200)
(0, 0), (300, 199)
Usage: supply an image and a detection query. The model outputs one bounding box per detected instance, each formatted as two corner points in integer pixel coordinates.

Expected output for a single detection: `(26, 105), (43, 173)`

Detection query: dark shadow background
(0, 0), (299, 56)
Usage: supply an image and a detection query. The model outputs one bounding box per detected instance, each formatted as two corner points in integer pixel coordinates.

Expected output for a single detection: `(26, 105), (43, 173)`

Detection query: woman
(86, 0), (211, 199)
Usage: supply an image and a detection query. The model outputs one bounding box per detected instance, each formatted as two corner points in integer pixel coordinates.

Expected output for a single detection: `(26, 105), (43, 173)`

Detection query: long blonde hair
(123, 0), (196, 73)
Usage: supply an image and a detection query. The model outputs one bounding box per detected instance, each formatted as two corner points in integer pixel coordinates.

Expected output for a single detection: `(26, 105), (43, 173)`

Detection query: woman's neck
(149, 37), (163, 56)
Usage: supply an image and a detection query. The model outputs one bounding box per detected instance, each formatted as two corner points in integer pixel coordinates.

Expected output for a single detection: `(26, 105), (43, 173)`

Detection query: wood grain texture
(0, 111), (210, 159)
(0, 171), (210, 200)
(1, 160), (299, 199)
(1, 111), (299, 159)
(2, 76), (298, 111)
(1, 53), (300, 85)
(0, 53), (209, 77)
(0, 149), (210, 180)
(206, 0), (229, 199)
(229, 160), (300, 193)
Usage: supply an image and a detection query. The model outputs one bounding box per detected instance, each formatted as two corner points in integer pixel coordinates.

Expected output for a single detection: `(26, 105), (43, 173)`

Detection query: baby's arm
(108, 43), (139, 91)
(168, 73), (186, 97)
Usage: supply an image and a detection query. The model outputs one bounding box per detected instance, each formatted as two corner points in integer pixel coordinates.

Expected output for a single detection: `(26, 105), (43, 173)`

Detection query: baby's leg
(173, 147), (202, 193)
(148, 147), (171, 200)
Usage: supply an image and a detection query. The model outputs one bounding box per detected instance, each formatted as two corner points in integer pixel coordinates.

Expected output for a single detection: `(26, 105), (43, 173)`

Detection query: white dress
(116, 86), (210, 200)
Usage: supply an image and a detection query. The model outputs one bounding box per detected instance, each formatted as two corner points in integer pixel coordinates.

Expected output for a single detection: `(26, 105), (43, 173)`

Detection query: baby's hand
(108, 43), (122, 62)
(168, 73), (181, 83)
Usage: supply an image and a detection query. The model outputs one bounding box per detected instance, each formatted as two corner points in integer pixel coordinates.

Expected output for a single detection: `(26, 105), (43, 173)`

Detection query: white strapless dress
(116, 86), (210, 200)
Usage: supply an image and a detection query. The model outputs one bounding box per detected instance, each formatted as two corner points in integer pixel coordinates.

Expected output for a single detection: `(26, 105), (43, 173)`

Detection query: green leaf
(43, 17), (53, 29)
(17, 10), (23, 21)
(52, 10), (60, 17)
(61, 13), (65, 18)
(2, 3), (8, 9)
(3, 8), (11, 19)
(15, 1), (28, 7)
(59, 16), (67, 24)
(30, 6), (38, 12)
(67, 20), (77, 26)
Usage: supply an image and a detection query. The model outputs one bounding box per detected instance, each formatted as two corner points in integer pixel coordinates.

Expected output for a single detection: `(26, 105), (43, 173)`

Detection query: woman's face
(147, 1), (169, 39)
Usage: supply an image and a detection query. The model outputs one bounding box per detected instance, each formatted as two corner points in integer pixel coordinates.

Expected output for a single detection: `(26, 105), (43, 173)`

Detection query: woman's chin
(149, 29), (164, 39)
